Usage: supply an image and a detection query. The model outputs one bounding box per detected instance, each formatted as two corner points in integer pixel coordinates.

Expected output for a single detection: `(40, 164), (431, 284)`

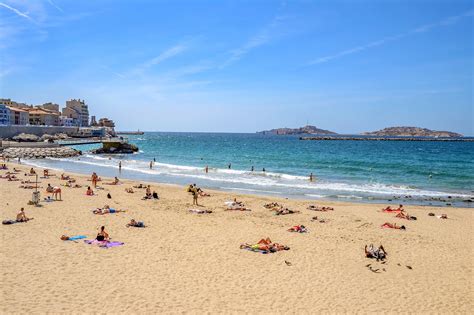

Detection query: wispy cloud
(0, 2), (35, 22)
(308, 10), (474, 65)
(136, 44), (188, 73)
(47, 0), (63, 13)
(221, 15), (287, 68)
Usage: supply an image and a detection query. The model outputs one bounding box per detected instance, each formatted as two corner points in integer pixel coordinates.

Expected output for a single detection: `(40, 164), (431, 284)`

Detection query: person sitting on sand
(365, 244), (387, 261)
(86, 186), (94, 196)
(0, 164), (7, 170)
(197, 187), (210, 197)
(96, 226), (109, 241)
(226, 200), (251, 211)
(145, 185), (152, 198)
(275, 208), (300, 215)
(126, 219), (145, 228)
(383, 205), (404, 213)
(264, 202), (281, 209)
(125, 187), (134, 193)
(61, 173), (70, 180)
(288, 225), (307, 233)
(381, 222), (406, 230)
(152, 191), (159, 199)
(43, 169), (49, 177)
(16, 208), (33, 222)
(29, 168), (36, 175)
(133, 183), (145, 189)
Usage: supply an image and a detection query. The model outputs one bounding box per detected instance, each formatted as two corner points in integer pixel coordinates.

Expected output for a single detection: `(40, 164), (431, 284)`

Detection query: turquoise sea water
(23, 132), (474, 207)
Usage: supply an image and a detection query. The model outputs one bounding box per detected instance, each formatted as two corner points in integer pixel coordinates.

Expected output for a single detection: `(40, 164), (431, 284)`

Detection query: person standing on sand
(91, 172), (98, 188)
(192, 185), (199, 206)
(205, 165), (209, 173)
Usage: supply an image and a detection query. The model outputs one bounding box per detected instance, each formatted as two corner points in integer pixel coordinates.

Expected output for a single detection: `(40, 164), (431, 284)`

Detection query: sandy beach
(1, 162), (472, 314)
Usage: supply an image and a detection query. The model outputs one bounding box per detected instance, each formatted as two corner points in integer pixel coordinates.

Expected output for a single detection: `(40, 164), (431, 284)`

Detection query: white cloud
(308, 10), (473, 65)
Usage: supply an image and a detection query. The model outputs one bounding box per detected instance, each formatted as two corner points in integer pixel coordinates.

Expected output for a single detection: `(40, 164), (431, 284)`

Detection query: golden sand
(1, 163), (472, 313)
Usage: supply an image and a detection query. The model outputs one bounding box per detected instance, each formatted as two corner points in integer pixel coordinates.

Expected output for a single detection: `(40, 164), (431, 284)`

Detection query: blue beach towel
(68, 235), (87, 241)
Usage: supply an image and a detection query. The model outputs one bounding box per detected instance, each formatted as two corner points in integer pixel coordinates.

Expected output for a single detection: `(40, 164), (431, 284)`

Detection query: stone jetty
(1, 147), (80, 159)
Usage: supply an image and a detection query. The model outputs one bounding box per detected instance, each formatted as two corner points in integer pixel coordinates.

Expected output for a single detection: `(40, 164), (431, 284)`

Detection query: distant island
(362, 127), (463, 138)
(258, 125), (337, 135)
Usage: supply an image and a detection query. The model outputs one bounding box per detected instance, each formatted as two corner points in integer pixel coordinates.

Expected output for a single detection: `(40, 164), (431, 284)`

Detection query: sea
(21, 132), (474, 207)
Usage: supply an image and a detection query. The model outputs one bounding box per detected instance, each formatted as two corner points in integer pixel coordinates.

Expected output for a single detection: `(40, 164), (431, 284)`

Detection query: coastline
(1, 161), (473, 313)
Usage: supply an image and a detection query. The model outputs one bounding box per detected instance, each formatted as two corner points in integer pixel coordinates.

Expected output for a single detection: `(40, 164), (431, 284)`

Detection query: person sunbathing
(96, 226), (109, 241)
(125, 187), (134, 193)
(43, 169), (49, 177)
(264, 202), (281, 209)
(16, 208), (33, 222)
(86, 186), (94, 196)
(381, 222), (406, 230)
(383, 205), (404, 213)
(275, 208), (300, 215)
(288, 225), (308, 233)
(226, 203), (251, 211)
(13, 168), (20, 173)
(133, 183), (145, 189)
(240, 238), (290, 253)
(19, 184), (41, 189)
(197, 188), (210, 197)
(395, 211), (417, 220)
(104, 177), (120, 185)
(365, 244), (387, 261)
(307, 205), (334, 211)
(189, 209), (212, 214)
(93, 205), (126, 215)
(61, 173), (70, 180)
(126, 219), (145, 228)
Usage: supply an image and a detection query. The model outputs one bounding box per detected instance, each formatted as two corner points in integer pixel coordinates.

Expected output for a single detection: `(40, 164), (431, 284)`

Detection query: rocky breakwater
(1, 147), (81, 159)
(92, 142), (139, 154)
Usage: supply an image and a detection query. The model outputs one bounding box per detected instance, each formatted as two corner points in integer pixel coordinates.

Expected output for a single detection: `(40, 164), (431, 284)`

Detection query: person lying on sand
(225, 199), (251, 211)
(365, 244), (387, 261)
(1, 174), (19, 181)
(275, 208), (300, 215)
(125, 187), (134, 193)
(133, 183), (146, 189)
(395, 211), (417, 220)
(104, 177), (120, 185)
(61, 173), (70, 180)
(197, 188), (210, 197)
(382, 205), (404, 213)
(63, 182), (81, 188)
(189, 209), (212, 214)
(264, 202), (281, 209)
(19, 184), (41, 189)
(86, 186), (94, 196)
(126, 219), (145, 228)
(13, 168), (20, 173)
(311, 216), (328, 223)
(240, 238), (290, 253)
(288, 225), (307, 233)
(381, 222), (406, 230)
(307, 205), (334, 211)
(16, 208), (33, 222)
(93, 205), (126, 215)
(96, 226), (109, 241)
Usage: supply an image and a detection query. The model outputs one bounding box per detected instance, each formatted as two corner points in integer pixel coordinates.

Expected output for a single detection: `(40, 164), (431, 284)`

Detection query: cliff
(258, 125), (337, 135)
(363, 127), (462, 138)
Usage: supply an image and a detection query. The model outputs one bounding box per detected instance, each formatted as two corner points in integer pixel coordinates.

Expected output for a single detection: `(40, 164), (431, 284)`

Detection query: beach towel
(67, 235), (87, 241)
(84, 240), (124, 248)
(242, 247), (269, 254)
(2, 219), (17, 225)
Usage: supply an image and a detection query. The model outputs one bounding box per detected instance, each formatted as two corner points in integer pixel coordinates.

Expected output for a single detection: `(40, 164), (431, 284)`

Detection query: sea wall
(0, 126), (78, 139)
(1, 146), (80, 159)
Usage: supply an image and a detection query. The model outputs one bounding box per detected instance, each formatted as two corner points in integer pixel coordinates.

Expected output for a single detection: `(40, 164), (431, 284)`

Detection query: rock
(12, 133), (40, 142)
(92, 142), (139, 154)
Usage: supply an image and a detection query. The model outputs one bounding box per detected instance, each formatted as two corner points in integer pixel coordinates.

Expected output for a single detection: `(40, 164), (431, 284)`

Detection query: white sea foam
(24, 156), (474, 201)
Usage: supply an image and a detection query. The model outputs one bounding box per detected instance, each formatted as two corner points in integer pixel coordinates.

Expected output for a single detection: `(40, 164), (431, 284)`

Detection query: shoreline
(1, 161), (472, 313)
(16, 156), (474, 208)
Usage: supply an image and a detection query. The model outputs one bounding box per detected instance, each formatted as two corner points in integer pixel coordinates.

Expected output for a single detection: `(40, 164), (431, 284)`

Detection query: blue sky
(0, 0), (472, 134)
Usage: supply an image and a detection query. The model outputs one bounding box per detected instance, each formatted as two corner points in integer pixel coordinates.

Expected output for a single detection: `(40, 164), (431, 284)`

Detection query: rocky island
(363, 126), (463, 138)
(258, 125), (337, 135)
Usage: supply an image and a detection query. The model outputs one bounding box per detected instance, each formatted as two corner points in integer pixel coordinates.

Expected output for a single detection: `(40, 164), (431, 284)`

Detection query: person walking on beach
(91, 172), (98, 188)
(228, 163), (232, 169)
(153, 157), (156, 162)
(251, 166), (254, 172)
(205, 165), (209, 173)
(309, 172), (314, 182)
(150, 161), (153, 169)
(119, 161), (122, 172)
